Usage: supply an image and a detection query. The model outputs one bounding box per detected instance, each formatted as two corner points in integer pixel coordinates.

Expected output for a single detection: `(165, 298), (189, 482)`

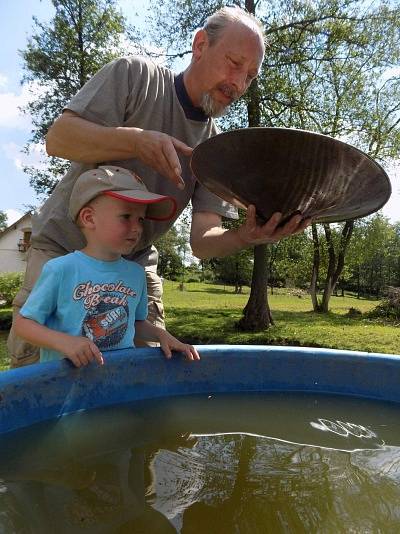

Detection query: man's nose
(231, 70), (247, 95)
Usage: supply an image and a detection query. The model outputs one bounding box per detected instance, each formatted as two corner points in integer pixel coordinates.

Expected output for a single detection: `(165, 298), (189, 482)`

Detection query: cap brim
(104, 190), (177, 221)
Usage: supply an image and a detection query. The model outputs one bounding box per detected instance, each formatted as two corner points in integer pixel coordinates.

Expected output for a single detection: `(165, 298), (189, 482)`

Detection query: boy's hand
(60, 336), (104, 367)
(157, 330), (200, 361)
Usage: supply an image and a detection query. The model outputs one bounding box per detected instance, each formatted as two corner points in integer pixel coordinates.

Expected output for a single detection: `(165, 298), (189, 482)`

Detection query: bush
(368, 287), (400, 321)
(0, 272), (23, 307)
(347, 307), (362, 318)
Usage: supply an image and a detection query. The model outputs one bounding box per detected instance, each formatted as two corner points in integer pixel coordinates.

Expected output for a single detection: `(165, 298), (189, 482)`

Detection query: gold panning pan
(190, 127), (391, 224)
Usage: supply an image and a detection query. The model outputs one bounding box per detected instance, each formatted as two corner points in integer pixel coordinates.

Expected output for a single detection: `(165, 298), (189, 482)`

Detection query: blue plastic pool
(1, 344), (399, 435)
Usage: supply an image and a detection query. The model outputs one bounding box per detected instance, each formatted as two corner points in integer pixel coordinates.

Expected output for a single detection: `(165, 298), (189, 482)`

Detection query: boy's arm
(135, 320), (200, 361)
(14, 314), (104, 367)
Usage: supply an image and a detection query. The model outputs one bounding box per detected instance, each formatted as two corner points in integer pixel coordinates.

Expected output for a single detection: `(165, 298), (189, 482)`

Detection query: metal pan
(190, 127), (391, 224)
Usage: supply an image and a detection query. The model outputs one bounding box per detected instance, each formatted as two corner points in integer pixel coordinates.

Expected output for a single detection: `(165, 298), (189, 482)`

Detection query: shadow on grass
(166, 307), (370, 347)
(173, 287), (243, 295)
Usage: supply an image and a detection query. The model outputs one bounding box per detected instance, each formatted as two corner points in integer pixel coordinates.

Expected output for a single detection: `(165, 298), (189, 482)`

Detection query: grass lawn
(162, 281), (400, 355)
(0, 331), (9, 371)
(0, 281), (399, 371)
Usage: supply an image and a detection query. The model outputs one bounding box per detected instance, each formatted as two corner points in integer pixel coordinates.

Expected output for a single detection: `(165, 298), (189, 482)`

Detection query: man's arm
(190, 206), (311, 259)
(46, 110), (192, 188)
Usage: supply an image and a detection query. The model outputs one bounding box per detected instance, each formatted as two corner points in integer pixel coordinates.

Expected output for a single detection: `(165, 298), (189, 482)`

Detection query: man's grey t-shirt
(32, 56), (238, 269)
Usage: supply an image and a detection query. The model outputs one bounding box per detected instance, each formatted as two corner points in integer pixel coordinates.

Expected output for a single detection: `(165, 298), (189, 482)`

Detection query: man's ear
(192, 29), (209, 61)
(78, 206), (96, 229)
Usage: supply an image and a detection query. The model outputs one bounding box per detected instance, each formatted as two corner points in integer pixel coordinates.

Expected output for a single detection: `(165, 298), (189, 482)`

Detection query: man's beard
(200, 84), (239, 118)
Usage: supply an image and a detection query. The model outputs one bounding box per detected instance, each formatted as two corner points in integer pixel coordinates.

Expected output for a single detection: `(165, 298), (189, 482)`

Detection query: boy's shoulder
(44, 252), (77, 270)
(120, 257), (145, 276)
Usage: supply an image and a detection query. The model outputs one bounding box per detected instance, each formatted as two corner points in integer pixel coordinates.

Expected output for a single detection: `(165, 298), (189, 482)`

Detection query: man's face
(193, 22), (264, 117)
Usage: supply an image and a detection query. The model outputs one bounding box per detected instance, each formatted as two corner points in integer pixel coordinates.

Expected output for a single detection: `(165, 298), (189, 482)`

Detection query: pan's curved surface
(190, 128), (391, 223)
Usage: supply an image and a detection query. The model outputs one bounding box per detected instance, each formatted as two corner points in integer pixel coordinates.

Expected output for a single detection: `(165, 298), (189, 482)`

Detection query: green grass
(163, 281), (400, 355)
(0, 331), (9, 371)
(0, 281), (399, 372)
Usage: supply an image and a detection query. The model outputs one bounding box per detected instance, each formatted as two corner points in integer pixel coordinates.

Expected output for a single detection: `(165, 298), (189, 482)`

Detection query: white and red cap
(69, 165), (177, 221)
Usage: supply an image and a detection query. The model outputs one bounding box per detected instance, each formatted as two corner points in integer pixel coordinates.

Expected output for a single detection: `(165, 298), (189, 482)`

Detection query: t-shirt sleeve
(191, 181), (239, 220)
(135, 269), (149, 321)
(19, 262), (60, 325)
(65, 57), (136, 127)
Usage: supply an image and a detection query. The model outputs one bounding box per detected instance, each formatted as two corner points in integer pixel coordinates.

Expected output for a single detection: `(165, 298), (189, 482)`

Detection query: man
(8, 6), (309, 367)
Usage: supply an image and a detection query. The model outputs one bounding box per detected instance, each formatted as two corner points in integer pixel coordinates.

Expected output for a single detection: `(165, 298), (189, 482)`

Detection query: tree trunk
(321, 221), (354, 312)
(239, 1), (273, 330)
(238, 245), (274, 331)
(310, 223), (321, 311)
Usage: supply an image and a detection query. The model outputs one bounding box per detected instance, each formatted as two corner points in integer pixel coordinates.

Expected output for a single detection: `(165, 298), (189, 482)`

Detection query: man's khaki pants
(7, 247), (165, 368)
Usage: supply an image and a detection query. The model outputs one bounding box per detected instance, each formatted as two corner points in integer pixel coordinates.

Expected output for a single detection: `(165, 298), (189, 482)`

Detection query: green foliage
(155, 226), (185, 279)
(270, 231), (314, 288)
(20, 0), (132, 197)
(0, 273), (24, 308)
(213, 249), (253, 290)
(0, 211), (7, 231)
(346, 215), (399, 296)
(346, 307), (362, 318)
(0, 332), (9, 371)
(368, 287), (400, 321)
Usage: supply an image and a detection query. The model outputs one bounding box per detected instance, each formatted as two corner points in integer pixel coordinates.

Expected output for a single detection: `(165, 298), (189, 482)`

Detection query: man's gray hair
(203, 6), (265, 47)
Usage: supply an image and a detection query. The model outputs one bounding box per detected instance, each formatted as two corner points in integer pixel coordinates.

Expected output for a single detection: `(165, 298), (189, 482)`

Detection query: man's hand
(157, 330), (200, 361)
(60, 336), (104, 368)
(236, 205), (312, 246)
(131, 129), (193, 189)
(46, 112), (193, 189)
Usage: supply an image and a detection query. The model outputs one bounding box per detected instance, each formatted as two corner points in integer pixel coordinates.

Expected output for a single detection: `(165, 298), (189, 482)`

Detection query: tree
(144, 0), (400, 322)
(0, 211), (7, 232)
(309, 221), (354, 312)
(214, 249), (253, 293)
(345, 214), (396, 297)
(20, 0), (131, 198)
(155, 226), (185, 280)
(270, 231), (314, 290)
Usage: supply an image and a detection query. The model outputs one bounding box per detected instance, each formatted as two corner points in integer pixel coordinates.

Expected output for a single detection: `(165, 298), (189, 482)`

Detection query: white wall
(0, 217), (31, 273)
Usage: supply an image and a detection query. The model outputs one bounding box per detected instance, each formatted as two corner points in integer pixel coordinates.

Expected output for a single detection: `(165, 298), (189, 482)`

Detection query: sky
(0, 1), (399, 227)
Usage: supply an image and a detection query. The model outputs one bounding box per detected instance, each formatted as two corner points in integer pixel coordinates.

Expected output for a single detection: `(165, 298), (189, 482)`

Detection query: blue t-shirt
(20, 251), (148, 362)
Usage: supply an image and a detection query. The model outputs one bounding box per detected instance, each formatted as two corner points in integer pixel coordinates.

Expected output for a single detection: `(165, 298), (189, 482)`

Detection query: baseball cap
(69, 166), (177, 221)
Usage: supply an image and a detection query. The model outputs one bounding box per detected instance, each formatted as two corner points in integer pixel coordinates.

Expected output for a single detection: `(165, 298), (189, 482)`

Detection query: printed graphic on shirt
(82, 301), (129, 349)
(73, 280), (137, 350)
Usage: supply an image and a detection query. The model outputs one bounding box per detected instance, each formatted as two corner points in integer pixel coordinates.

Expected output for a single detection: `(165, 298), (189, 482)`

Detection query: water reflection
(0, 393), (400, 533)
(148, 433), (400, 533)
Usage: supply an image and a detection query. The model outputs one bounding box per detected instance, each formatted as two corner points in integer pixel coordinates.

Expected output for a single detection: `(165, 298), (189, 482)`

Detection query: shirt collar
(174, 72), (209, 122)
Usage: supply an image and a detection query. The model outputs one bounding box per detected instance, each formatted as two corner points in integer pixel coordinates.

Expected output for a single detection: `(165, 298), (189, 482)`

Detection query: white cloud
(381, 162), (400, 223)
(0, 74), (7, 89)
(381, 66), (400, 82)
(0, 81), (45, 131)
(4, 209), (23, 226)
(2, 141), (47, 171)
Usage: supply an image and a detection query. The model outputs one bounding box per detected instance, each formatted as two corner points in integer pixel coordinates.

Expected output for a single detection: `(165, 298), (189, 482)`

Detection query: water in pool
(0, 392), (400, 533)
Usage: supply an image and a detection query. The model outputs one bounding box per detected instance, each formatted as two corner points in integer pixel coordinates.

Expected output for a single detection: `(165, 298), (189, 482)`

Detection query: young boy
(14, 165), (200, 367)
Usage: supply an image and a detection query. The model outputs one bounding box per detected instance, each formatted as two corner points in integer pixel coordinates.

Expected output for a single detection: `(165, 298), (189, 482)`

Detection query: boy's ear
(78, 206), (96, 228)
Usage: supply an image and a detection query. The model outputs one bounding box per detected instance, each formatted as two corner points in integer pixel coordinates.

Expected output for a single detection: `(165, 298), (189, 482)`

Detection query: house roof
(0, 212), (33, 238)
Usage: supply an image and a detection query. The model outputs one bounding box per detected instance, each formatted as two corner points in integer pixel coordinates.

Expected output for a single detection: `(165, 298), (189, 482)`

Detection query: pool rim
(0, 345), (399, 435)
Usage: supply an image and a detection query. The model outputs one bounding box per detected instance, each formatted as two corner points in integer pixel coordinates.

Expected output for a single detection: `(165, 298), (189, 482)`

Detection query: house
(0, 212), (32, 273)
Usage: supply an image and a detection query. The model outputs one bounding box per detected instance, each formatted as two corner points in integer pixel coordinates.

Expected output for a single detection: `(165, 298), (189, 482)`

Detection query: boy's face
(81, 195), (146, 260)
